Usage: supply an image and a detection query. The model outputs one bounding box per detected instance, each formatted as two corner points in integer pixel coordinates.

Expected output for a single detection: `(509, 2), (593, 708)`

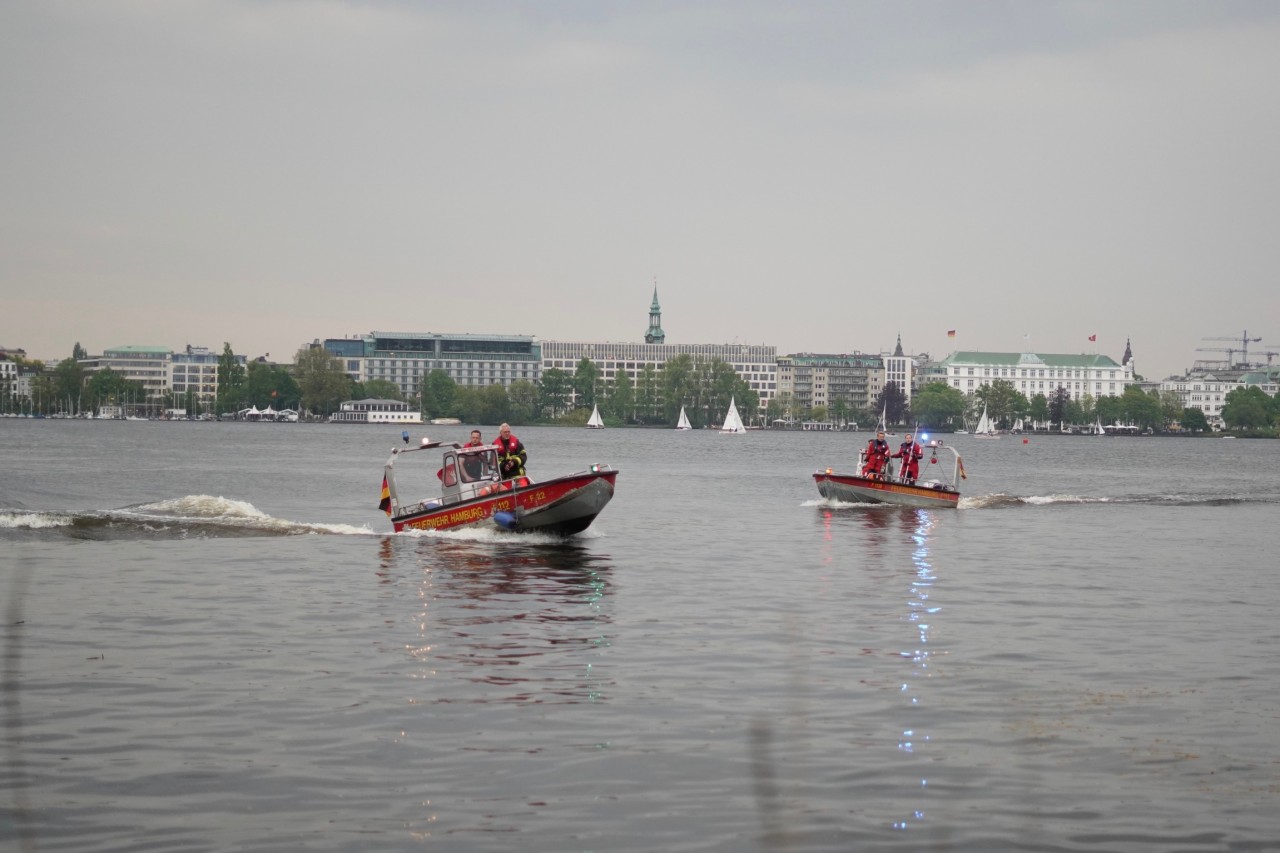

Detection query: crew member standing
(494, 423), (527, 480)
(892, 433), (924, 484)
(861, 431), (891, 479)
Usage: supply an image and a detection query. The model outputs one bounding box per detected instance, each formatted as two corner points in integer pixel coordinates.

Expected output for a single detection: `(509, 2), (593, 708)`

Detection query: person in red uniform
(861, 431), (891, 479)
(494, 423), (527, 480)
(892, 434), (924, 484)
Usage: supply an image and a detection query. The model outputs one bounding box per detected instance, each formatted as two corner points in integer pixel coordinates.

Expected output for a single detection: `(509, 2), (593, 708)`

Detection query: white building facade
(939, 351), (1135, 398)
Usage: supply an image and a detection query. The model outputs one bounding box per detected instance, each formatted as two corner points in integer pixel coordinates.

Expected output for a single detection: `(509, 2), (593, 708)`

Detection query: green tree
(538, 368), (572, 419)
(421, 370), (457, 420)
(911, 382), (966, 431)
(634, 365), (661, 424)
(661, 354), (696, 424)
(1048, 386), (1072, 429)
(72, 342), (88, 360)
(474, 383), (510, 425)
(876, 382), (909, 427)
(573, 358), (601, 409)
(1118, 386), (1160, 430)
(361, 379), (404, 401)
(975, 379), (1019, 430)
(1221, 386), (1274, 431)
(606, 368), (635, 424)
(507, 379), (540, 423)
(216, 343), (247, 414)
(245, 362), (302, 408)
(1158, 391), (1184, 431)
(1028, 393), (1050, 429)
(1180, 407), (1210, 433)
(51, 357), (86, 413)
(292, 346), (353, 416)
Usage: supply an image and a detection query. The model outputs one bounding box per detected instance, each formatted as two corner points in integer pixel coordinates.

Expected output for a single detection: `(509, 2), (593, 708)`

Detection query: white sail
(974, 404), (1000, 439)
(676, 406), (692, 430)
(586, 404), (605, 429)
(1094, 416), (1105, 436)
(720, 397), (746, 434)
(877, 403), (888, 433)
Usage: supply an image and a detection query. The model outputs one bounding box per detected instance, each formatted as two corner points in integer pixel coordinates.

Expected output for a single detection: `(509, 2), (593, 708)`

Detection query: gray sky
(3, 1), (1278, 380)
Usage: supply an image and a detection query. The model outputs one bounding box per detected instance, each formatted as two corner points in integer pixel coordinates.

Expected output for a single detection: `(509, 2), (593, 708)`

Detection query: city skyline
(4, 2), (1279, 381)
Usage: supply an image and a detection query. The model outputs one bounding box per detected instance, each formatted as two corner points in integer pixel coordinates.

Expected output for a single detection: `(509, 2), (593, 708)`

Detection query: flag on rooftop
(946, 330), (956, 338)
(1088, 334), (1097, 342)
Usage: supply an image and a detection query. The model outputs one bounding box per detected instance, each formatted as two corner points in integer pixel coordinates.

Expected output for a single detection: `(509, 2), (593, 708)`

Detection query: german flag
(957, 456), (967, 480)
(378, 476), (392, 516)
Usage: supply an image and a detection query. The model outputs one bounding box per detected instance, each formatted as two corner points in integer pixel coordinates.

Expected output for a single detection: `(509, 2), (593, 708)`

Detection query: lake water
(3, 420), (1279, 852)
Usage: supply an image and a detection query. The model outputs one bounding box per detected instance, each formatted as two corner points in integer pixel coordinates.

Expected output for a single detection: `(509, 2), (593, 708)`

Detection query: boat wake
(965, 493), (1276, 509)
(0, 495), (374, 540)
(809, 493), (1277, 511)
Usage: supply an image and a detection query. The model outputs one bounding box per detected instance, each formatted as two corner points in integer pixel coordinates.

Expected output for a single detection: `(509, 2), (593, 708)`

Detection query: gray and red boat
(814, 440), (966, 509)
(380, 434), (617, 535)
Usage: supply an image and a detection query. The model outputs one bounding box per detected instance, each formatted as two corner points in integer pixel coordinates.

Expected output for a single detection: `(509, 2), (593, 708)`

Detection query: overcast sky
(3, 1), (1278, 380)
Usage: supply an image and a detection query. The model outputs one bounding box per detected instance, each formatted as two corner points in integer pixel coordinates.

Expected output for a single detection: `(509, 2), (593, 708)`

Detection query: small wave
(0, 511), (75, 529)
(1, 496), (378, 540)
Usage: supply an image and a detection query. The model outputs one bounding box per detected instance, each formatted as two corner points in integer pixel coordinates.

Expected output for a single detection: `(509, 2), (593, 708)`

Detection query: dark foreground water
(3, 420), (1279, 852)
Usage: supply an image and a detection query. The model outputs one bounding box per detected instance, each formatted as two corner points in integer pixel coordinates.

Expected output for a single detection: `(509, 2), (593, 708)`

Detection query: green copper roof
(941, 351), (1123, 368)
(104, 345), (172, 355)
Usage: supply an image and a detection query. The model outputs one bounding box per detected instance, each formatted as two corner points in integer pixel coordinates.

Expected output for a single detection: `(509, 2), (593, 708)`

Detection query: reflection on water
(895, 509), (938, 832)
(390, 538), (614, 705)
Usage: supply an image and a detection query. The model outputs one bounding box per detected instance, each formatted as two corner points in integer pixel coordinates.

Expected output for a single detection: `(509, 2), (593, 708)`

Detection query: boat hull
(814, 472), (959, 509)
(392, 469), (618, 535)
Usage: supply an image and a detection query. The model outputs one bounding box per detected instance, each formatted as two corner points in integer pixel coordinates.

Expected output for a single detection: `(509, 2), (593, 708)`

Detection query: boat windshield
(456, 447), (499, 483)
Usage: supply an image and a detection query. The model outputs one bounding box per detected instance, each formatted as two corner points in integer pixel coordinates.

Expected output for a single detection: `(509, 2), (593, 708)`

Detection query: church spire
(1122, 337), (1132, 365)
(893, 333), (904, 357)
(644, 283), (666, 344)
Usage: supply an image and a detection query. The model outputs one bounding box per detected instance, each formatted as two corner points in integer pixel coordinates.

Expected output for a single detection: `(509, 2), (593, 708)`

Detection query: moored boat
(813, 440), (966, 509)
(380, 433), (618, 535)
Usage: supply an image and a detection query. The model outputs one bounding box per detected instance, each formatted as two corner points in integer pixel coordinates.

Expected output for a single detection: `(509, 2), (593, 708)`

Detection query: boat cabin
(437, 445), (502, 502)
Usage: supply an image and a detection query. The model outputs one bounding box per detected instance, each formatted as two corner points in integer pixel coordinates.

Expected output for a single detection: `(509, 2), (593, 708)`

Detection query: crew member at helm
(892, 433), (924, 484)
(494, 423), (527, 480)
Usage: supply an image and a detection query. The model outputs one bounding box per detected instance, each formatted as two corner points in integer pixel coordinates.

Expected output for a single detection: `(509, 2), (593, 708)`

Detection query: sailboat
(973, 403), (1000, 439)
(1093, 416), (1106, 436)
(675, 406), (692, 431)
(585, 404), (605, 429)
(719, 397), (746, 435)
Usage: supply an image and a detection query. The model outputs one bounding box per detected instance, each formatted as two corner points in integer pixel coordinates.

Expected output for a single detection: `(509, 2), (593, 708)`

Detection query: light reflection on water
(894, 508), (937, 832)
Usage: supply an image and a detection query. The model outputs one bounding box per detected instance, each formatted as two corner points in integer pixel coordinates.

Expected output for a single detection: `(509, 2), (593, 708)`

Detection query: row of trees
(902, 379), (1277, 434)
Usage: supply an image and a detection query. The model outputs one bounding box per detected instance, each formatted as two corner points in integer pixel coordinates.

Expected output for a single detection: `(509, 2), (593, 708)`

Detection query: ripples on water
(3, 423), (1280, 850)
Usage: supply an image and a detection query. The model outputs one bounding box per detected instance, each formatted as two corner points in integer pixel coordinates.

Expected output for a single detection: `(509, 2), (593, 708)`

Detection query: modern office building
(79, 346), (174, 398)
(320, 332), (541, 399)
(170, 345), (225, 404)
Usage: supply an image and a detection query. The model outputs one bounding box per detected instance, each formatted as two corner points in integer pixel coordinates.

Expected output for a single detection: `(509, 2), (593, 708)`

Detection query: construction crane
(1200, 331), (1263, 368)
(1194, 347), (1236, 370)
